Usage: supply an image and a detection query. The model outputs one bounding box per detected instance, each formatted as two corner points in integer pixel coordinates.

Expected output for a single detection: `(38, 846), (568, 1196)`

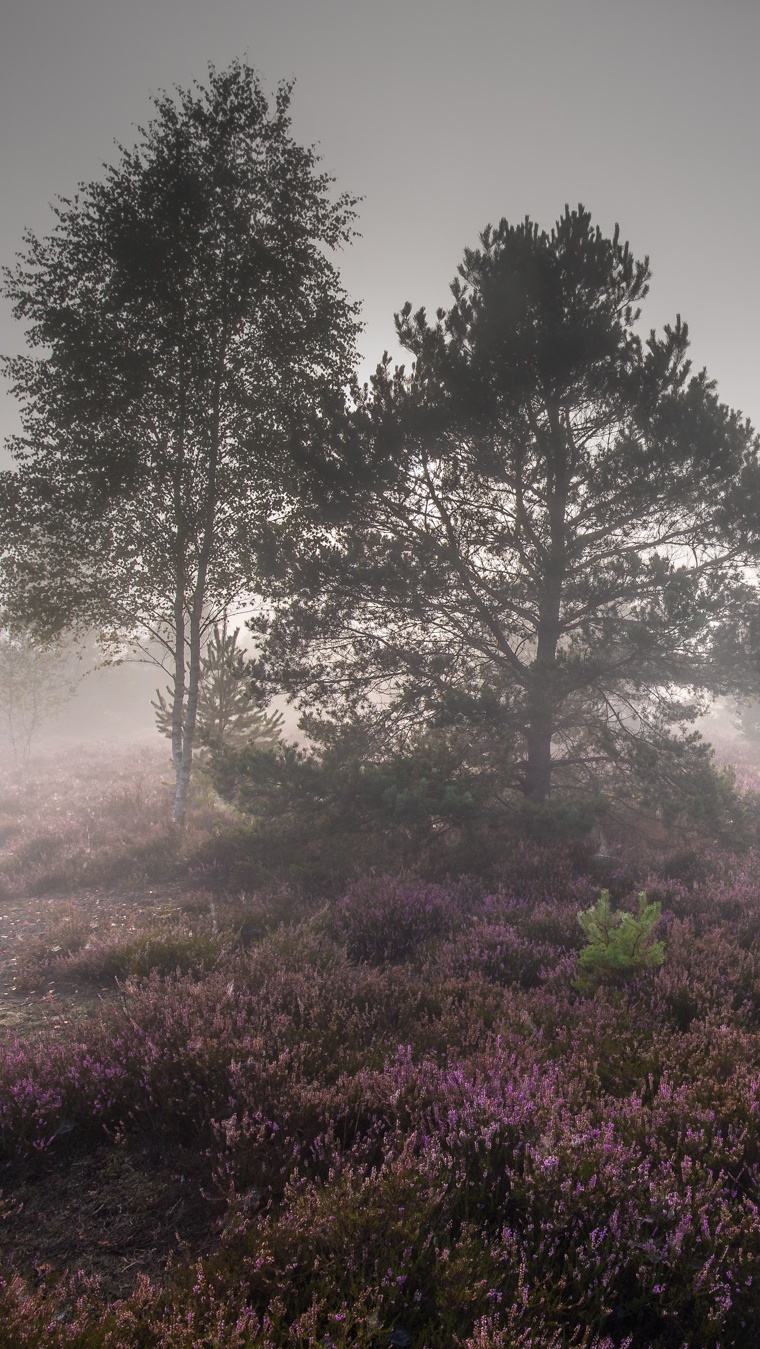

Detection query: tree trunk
(522, 564), (564, 802)
(172, 346), (224, 826)
(171, 337), (188, 820)
(522, 410), (568, 802)
(173, 609), (201, 826)
(524, 696), (554, 803)
(170, 601), (186, 796)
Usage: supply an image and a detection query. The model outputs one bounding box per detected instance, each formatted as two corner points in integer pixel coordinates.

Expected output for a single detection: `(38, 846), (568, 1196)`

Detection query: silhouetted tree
(260, 207), (759, 813)
(0, 61), (359, 822)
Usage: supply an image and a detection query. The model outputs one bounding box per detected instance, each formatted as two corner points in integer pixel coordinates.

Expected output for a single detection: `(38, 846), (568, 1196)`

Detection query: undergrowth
(1, 745), (760, 1344)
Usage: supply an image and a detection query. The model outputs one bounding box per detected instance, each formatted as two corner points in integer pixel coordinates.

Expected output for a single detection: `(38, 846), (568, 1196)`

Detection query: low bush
(332, 873), (476, 964)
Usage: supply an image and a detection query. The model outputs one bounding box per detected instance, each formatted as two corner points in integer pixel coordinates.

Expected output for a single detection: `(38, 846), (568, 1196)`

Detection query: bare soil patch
(0, 1137), (218, 1303)
(0, 883), (222, 1300)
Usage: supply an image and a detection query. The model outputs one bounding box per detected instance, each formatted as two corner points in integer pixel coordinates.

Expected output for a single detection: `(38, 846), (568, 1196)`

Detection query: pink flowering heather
(3, 853), (760, 1342)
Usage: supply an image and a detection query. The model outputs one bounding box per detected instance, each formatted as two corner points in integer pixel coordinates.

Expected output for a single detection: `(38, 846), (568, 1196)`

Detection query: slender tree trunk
(171, 329), (188, 814)
(524, 692), (555, 803)
(172, 340), (225, 826)
(170, 586), (186, 794)
(173, 601), (202, 826)
(524, 607), (562, 801)
(522, 414), (568, 803)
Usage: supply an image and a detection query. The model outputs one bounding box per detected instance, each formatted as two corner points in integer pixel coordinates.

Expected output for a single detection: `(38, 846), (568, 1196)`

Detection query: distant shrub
(573, 889), (665, 994)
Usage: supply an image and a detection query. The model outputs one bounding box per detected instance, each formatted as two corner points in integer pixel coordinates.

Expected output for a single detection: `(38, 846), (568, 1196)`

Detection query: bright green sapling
(573, 889), (665, 993)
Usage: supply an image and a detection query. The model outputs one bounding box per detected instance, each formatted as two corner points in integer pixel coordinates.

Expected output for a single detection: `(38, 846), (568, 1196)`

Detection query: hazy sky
(1, 0), (759, 467)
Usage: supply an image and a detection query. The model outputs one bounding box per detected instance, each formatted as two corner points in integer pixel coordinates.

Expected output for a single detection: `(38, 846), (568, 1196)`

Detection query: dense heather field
(3, 747), (760, 1344)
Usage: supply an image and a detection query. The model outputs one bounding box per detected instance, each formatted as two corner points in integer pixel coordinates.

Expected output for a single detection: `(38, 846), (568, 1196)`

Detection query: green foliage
(612, 723), (751, 845)
(153, 622), (283, 751)
(512, 793), (609, 843)
(258, 205), (759, 813)
(573, 889), (665, 994)
(205, 714), (753, 890)
(204, 727), (498, 887)
(1, 60), (358, 821)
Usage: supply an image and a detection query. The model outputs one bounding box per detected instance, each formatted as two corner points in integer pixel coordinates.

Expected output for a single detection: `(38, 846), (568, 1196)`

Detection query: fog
(42, 658), (160, 743)
(5, 648), (300, 757)
(20, 650), (760, 789)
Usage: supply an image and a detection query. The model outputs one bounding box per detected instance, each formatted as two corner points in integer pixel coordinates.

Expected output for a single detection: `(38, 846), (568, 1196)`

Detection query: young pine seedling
(573, 889), (665, 994)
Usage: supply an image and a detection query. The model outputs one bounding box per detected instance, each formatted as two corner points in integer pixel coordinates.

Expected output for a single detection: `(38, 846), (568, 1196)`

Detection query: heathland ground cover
(1, 744), (760, 1345)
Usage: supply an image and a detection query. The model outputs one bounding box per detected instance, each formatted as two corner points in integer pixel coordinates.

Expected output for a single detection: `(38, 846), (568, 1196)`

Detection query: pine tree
(260, 207), (759, 813)
(153, 621), (283, 752)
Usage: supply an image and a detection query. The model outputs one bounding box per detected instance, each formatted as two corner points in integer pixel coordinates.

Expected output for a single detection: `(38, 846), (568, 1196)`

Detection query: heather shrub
(650, 918), (760, 1031)
(333, 874), (475, 964)
(3, 933), (760, 1342)
(428, 922), (558, 988)
(508, 894), (590, 950)
(17, 901), (91, 964)
(658, 845), (714, 888)
(494, 841), (592, 904)
(198, 1047), (760, 1345)
(215, 885), (317, 943)
(16, 922), (225, 990)
(8, 757), (760, 1344)
(84, 929), (224, 981)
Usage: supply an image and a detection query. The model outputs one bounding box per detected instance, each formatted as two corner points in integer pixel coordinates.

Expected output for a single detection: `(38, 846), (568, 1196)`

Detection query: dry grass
(0, 739), (226, 898)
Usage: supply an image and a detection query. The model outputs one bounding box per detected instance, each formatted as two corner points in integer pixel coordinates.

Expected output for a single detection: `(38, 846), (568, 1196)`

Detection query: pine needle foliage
(573, 889), (665, 993)
(153, 622), (283, 751)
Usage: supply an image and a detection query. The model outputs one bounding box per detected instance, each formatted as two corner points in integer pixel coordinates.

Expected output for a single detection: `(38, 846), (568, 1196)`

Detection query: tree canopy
(257, 206), (760, 819)
(0, 60), (360, 822)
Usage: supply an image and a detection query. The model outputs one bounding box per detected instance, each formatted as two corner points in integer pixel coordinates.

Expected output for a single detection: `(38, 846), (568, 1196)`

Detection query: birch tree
(0, 61), (359, 822)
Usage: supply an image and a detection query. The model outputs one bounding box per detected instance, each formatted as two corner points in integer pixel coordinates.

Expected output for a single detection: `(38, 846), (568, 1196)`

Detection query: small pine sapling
(153, 622), (283, 752)
(573, 889), (665, 994)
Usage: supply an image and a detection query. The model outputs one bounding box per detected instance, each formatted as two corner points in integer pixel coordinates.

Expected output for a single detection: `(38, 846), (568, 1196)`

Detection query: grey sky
(1, 0), (759, 467)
